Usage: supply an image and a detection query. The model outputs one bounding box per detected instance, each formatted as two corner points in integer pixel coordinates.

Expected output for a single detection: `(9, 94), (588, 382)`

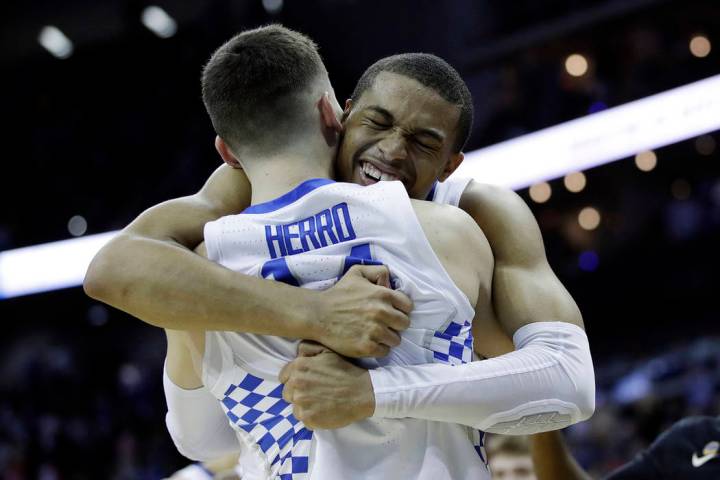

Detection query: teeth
(362, 162), (382, 181)
(362, 162), (398, 182)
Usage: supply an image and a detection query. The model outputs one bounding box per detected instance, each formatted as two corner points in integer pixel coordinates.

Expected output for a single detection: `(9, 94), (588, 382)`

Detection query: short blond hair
(486, 435), (531, 456)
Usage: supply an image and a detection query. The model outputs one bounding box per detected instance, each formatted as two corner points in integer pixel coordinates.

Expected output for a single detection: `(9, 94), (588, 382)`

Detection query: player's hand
(279, 344), (375, 429)
(311, 264), (412, 358)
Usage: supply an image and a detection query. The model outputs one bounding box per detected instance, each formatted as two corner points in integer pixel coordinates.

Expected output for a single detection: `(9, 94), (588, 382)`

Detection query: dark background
(1, 0), (719, 478)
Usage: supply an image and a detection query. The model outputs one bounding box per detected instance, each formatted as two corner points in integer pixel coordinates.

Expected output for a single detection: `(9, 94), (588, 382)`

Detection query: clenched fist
(309, 264), (412, 358)
(279, 341), (375, 429)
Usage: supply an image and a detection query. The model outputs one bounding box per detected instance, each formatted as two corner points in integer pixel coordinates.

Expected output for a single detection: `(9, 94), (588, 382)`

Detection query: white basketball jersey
(202, 179), (489, 480)
(427, 176), (471, 207)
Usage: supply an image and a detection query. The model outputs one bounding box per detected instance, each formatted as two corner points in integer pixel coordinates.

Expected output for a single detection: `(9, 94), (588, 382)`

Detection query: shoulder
(459, 180), (545, 263)
(410, 198), (491, 259)
(459, 180), (533, 226)
(197, 164), (252, 215)
(411, 198), (478, 233)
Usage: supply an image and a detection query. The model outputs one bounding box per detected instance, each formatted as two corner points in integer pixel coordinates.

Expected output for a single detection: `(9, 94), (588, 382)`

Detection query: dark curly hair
(351, 53), (473, 152)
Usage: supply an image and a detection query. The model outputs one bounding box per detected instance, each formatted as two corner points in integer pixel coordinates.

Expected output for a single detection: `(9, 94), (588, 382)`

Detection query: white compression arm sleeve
(163, 365), (241, 461)
(368, 322), (595, 435)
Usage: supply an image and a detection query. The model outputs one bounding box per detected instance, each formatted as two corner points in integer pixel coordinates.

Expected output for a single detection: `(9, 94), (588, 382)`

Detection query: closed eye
(366, 118), (390, 129)
(414, 138), (437, 150)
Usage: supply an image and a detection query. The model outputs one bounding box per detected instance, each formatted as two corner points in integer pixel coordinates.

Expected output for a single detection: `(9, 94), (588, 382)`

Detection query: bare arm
(84, 164), (412, 357)
(460, 181), (583, 342)
(84, 165), (310, 335)
(531, 431), (593, 480)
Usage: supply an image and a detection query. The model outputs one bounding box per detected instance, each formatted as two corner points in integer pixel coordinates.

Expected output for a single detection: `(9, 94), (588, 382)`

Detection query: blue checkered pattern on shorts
(221, 373), (312, 480)
(430, 318), (474, 365)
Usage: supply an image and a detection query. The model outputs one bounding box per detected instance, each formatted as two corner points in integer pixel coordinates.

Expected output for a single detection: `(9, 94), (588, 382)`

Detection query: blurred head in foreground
(487, 435), (536, 480)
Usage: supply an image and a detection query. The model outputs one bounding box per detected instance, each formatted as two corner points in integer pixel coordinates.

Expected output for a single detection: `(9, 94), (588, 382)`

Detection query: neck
(243, 149), (335, 205)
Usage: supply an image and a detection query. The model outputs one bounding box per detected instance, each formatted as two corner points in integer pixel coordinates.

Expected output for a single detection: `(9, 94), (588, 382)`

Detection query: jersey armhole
(203, 220), (224, 263)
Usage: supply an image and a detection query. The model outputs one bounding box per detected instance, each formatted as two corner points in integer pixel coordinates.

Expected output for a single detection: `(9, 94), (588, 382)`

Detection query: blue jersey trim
(426, 181), (438, 201)
(243, 178), (336, 214)
(196, 463), (214, 477)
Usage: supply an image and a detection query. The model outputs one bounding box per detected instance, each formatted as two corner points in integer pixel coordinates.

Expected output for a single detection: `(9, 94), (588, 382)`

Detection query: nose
(376, 130), (408, 164)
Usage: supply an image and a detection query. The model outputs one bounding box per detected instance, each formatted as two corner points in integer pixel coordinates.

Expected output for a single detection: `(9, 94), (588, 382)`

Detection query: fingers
(298, 340), (332, 357)
(279, 362), (292, 384)
(375, 269), (391, 288)
(387, 289), (413, 315)
(349, 264), (391, 287)
(376, 301), (411, 332)
(282, 384), (293, 404)
(364, 341), (390, 358)
(369, 324), (402, 349)
(384, 328), (402, 347)
(346, 265), (413, 316)
(351, 265), (412, 313)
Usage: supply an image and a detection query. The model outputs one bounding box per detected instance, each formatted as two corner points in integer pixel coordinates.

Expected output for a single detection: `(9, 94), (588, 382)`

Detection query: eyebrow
(365, 105), (445, 144)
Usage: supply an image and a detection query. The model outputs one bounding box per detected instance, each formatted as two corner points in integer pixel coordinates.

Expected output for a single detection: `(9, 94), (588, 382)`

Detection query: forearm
(369, 322), (595, 434)
(85, 232), (316, 336)
(531, 431), (593, 480)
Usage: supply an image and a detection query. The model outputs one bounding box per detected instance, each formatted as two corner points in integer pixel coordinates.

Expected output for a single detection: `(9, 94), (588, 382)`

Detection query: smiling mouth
(360, 161), (400, 182)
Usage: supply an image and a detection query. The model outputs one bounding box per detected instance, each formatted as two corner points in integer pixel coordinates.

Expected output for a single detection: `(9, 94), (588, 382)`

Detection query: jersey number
(260, 243), (381, 286)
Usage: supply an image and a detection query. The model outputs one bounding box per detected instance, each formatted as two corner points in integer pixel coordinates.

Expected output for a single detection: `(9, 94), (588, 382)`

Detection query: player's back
(200, 179), (493, 480)
(408, 198), (492, 312)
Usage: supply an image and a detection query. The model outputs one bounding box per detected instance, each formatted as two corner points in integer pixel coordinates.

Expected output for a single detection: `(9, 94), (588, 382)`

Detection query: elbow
(576, 347), (596, 422)
(556, 325), (596, 424)
(166, 412), (211, 462)
(83, 254), (117, 303)
(83, 237), (129, 304)
(575, 384), (595, 422)
(83, 259), (109, 301)
(165, 413), (236, 462)
(569, 354), (596, 423)
(174, 443), (214, 463)
(578, 368), (596, 421)
(563, 324), (596, 423)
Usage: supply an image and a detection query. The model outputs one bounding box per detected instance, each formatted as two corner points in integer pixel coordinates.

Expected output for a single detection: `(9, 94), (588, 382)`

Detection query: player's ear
(319, 92), (342, 133)
(438, 152), (464, 182)
(215, 136), (242, 169)
(342, 99), (353, 123)
(318, 92), (343, 146)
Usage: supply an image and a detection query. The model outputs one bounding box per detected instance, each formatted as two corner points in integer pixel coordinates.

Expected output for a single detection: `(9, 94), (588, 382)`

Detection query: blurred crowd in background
(1, 0), (718, 477)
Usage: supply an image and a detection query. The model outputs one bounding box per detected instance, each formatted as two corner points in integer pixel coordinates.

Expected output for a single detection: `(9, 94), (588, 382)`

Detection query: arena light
(2, 74), (720, 299)
(565, 53), (588, 77)
(454, 73), (720, 190)
(141, 6), (177, 38)
(529, 182), (552, 203)
(0, 232), (117, 299)
(695, 135), (716, 156)
(38, 26), (74, 59)
(635, 151), (657, 172)
(262, 0), (284, 14)
(564, 172), (586, 193)
(67, 215), (88, 237)
(689, 35), (711, 58)
(578, 207), (601, 231)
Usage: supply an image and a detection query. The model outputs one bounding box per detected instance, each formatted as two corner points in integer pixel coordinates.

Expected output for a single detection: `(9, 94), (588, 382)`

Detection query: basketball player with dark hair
(85, 24), (595, 478)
